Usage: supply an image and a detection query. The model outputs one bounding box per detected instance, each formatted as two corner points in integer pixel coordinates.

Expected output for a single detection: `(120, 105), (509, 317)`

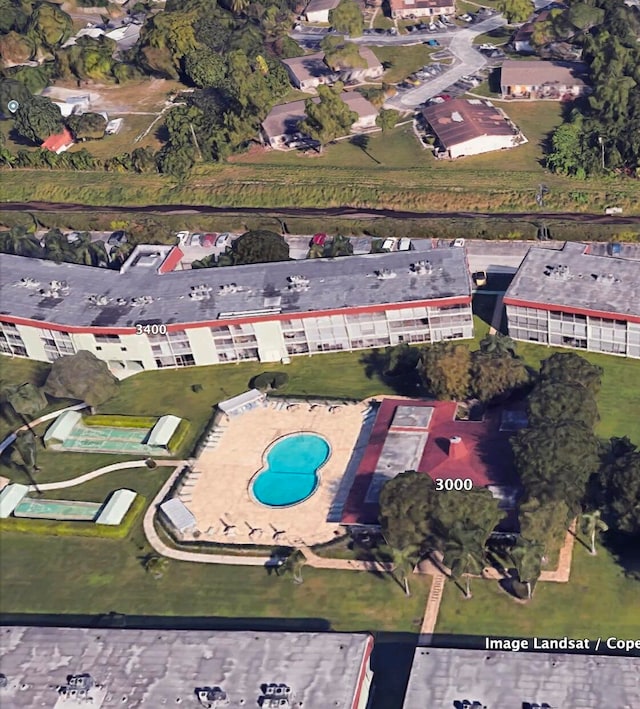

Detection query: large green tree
(218, 229), (290, 266)
(527, 379), (599, 429)
(518, 496), (571, 557)
(183, 47), (226, 88)
(538, 352), (603, 396)
(13, 95), (63, 144)
(597, 449), (640, 540)
(498, 0), (533, 23)
(508, 537), (544, 599)
(44, 350), (119, 408)
(299, 83), (358, 152)
(419, 341), (471, 400)
(28, 1), (72, 49)
(329, 0), (364, 38)
(434, 488), (506, 548)
(66, 112), (107, 141)
(512, 421), (600, 511)
(470, 335), (529, 403)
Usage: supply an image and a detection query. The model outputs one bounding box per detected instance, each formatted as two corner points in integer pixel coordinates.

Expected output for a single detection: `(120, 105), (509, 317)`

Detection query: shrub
(83, 414), (158, 428)
(167, 419), (191, 455)
(252, 371), (289, 391)
(191, 383), (203, 393)
(0, 496), (146, 539)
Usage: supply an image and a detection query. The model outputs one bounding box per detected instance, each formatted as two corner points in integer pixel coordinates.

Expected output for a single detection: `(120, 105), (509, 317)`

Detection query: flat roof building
(402, 647), (640, 708)
(0, 626), (374, 708)
(500, 60), (590, 99)
(0, 249), (473, 376)
(504, 242), (640, 358)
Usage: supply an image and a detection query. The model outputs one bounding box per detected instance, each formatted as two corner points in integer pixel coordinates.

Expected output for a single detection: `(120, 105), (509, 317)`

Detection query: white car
(189, 233), (203, 247)
(399, 238), (412, 251)
(382, 238), (398, 252)
(176, 231), (190, 246)
(453, 238), (465, 247)
(215, 232), (232, 248)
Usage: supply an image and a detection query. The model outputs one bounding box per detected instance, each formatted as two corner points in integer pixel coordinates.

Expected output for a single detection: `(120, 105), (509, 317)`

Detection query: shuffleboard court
(13, 498), (102, 521)
(60, 425), (168, 456)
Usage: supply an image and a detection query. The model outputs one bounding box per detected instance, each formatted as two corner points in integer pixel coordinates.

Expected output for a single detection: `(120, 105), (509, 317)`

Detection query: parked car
(452, 238), (465, 247)
(189, 233), (203, 247)
(108, 230), (127, 246)
(382, 238), (398, 252)
(459, 13), (472, 22)
(425, 39), (440, 46)
(215, 232), (232, 249)
(176, 231), (190, 246)
(607, 242), (622, 256)
(201, 233), (217, 248)
(605, 206), (623, 214)
(473, 270), (487, 287)
(311, 233), (327, 246)
(65, 232), (80, 244)
(405, 76), (421, 86)
(435, 93), (452, 101)
(428, 23), (437, 31)
(399, 238), (412, 251)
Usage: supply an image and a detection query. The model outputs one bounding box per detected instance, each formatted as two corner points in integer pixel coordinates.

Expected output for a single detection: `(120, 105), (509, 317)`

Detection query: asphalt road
(384, 15), (507, 109)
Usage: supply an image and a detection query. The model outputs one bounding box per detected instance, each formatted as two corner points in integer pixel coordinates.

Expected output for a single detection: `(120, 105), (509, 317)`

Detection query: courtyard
(187, 399), (370, 546)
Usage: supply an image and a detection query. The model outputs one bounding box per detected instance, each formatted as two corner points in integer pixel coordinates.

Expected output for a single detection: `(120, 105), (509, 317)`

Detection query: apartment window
(0, 322), (28, 357)
(40, 328), (76, 361)
(94, 334), (121, 344)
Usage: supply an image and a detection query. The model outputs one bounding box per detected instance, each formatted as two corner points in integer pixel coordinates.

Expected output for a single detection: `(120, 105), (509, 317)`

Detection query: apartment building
(0, 249), (473, 376)
(504, 242), (640, 358)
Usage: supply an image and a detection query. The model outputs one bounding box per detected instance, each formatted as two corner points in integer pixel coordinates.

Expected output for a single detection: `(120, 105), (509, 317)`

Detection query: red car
(312, 233), (327, 246)
(437, 94), (452, 101)
(201, 233), (217, 247)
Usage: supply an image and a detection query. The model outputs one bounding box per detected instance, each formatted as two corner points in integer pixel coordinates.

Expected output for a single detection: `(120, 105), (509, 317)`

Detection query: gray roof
(0, 626), (372, 707)
(504, 242), (640, 319)
(500, 60), (589, 87)
(281, 51), (332, 83)
(0, 483), (29, 518)
(403, 647), (640, 708)
(304, 0), (341, 13)
(0, 249), (471, 331)
(95, 488), (137, 525)
(160, 497), (196, 532)
(218, 388), (265, 414)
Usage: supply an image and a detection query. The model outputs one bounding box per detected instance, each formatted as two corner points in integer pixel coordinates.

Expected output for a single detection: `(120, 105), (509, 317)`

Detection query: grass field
(4, 102), (639, 213)
(436, 543), (640, 639)
(371, 45), (437, 83)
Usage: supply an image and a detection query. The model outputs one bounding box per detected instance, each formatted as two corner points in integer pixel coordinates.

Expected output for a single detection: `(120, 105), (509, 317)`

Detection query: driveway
(383, 15), (507, 109)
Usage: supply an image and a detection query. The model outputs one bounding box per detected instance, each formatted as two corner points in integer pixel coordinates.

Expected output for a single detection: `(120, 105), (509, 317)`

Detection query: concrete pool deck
(189, 401), (369, 546)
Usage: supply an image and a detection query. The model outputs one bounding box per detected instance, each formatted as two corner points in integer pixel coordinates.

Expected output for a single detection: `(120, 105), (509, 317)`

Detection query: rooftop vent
(591, 272), (620, 285)
(218, 283), (239, 295)
(287, 275), (310, 292)
(40, 280), (70, 298)
(411, 260), (433, 275)
(130, 295), (154, 306)
(116, 298), (128, 306)
(451, 111), (464, 122)
(18, 277), (40, 289)
(0, 674), (7, 689)
(190, 284), (213, 301)
(543, 264), (571, 280)
(375, 269), (397, 280)
(448, 435), (467, 460)
(196, 687), (229, 708)
(87, 294), (111, 306)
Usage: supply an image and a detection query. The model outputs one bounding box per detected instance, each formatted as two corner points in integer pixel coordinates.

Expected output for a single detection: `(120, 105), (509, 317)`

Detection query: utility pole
(189, 123), (203, 162)
(598, 136), (605, 170)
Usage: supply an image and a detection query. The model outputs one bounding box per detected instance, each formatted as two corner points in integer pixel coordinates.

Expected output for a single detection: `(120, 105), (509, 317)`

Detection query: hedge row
(0, 495), (146, 539)
(167, 419), (191, 455)
(83, 414), (159, 429)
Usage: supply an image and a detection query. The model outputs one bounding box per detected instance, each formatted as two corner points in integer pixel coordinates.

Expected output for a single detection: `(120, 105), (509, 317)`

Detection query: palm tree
(581, 510), (608, 556)
(230, 0), (249, 14)
(508, 537), (544, 599)
(389, 544), (420, 597)
(142, 553), (169, 579)
(443, 523), (486, 599)
(280, 549), (307, 584)
(479, 333), (517, 356)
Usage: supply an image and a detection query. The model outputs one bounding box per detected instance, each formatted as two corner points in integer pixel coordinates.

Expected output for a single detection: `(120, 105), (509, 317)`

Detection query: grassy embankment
(2, 103), (639, 216)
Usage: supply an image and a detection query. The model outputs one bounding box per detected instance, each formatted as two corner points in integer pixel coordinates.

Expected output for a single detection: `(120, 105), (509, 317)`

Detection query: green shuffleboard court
(61, 425), (167, 455)
(13, 498), (102, 521)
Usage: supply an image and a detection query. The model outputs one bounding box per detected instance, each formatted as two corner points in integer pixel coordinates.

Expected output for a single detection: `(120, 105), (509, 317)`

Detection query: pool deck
(189, 401), (368, 546)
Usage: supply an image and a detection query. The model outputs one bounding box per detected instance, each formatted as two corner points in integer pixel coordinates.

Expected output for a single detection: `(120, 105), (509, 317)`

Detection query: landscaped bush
(83, 414), (158, 428)
(252, 371), (289, 391)
(167, 419), (191, 455)
(0, 495), (146, 539)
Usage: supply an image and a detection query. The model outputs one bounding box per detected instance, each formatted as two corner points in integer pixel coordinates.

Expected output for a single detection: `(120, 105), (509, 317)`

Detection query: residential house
(421, 98), (526, 159)
(331, 46), (384, 83)
(41, 127), (74, 154)
(303, 0), (342, 22)
(389, 0), (456, 20)
(281, 52), (336, 92)
(500, 60), (590, 99)
(512, 10), (550, 53)
(261, 91), (378, 149)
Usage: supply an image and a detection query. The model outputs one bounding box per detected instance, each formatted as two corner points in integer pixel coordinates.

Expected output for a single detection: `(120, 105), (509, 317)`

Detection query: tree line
(378, 344), (640, 599)
(545, 0), (640, 177)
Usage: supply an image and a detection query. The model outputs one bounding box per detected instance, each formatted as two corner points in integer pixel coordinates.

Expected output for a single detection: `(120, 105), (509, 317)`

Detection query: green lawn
(436, 544), (640, 639)
(372, 45), (437, 84)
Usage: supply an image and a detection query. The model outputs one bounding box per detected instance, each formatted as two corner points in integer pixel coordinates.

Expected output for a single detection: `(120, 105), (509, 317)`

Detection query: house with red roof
(41, 127), (74, 154)
(341, 398), (524, 529)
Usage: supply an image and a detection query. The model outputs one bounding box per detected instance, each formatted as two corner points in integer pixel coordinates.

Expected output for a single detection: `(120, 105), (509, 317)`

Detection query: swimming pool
(251, 433), (330, 507)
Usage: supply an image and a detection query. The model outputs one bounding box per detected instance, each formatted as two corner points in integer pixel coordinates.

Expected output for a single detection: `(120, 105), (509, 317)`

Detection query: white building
(281, 52), (336, 92)
(0, 626), (375, 708)
(421, 98), (527, 159)
(304, 0), (342, 23)
(504, 242), (640, 358)
(0, 249), (473, 377)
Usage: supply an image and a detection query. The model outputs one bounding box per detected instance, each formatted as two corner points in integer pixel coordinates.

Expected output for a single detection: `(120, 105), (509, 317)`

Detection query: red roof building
(341, 398), (521, 526)
(41, 127), (74, 154)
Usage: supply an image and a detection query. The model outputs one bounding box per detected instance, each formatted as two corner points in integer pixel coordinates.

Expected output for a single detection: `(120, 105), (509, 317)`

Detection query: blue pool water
(252, 433), (330, 507)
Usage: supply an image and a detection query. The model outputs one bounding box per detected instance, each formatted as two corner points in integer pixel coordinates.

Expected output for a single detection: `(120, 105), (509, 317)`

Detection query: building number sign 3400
(135, 324), (167, 335)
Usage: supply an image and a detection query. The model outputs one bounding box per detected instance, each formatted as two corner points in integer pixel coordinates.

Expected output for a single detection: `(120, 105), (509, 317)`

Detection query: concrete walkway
(298, 544), (395, 572)
(539, 519), (577, 583)
(29, 459), (181, 492)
